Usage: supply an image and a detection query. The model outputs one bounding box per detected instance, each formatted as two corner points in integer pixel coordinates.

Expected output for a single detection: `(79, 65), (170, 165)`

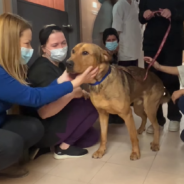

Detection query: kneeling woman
(28, 25), (99, 159)
(102, 28), (124, 125)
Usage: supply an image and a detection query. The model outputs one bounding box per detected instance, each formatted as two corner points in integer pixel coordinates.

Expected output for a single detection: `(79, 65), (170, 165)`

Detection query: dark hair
(102, 28), (119, 45)
(39, 24), (63, 54)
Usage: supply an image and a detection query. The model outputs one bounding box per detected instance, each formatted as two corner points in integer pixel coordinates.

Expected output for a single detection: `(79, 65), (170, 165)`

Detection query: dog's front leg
(119, 108), (140, 161)
(92, 110), (109, 159)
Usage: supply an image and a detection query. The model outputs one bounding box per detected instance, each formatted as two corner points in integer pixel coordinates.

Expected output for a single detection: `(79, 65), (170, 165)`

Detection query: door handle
(62, 24), (72, 28)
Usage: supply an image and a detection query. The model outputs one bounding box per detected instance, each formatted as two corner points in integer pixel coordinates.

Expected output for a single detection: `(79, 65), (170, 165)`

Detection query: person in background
(103, 28), (119, 64)
(92, 0), (118, 48)
(144, 57), (184, 142)
(102, 28), (124, 125)
(0, 13), (98, 178)
(139, 0), (184, 134)
(26, 25), (99, 160)
(112, 0), (142, 67)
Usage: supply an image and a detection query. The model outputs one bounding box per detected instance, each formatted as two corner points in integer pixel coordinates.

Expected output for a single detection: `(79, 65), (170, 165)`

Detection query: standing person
(112, 0), (142, 67)
(0, 13), (98, 178)
(92, 0), (117, 47)
(139, 0), (184, 133)
(26, 25), (99, 160)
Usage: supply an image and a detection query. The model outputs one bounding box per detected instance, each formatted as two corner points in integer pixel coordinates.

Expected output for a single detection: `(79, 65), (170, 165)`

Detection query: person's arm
(37, 87), (87, 119)
(138, 0), (148, 24)
(112, 1), (124, 33)
(0, 69), (73, 108)
(158, 65), (179, 76)
(172, 89), (184, 104)
(144, 57), (180, 75)
(38, 93), (74, 119)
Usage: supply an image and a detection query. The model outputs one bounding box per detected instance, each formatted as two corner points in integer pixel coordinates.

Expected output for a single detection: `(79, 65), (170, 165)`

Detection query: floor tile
(34, 175), (87, 184)
(90, 163), (147, 184)
(108, 142), (156, 170)
(0, 171), (44, 184)
(84, 141), (121, 162)
(48, 158), (105, 183)
(150, 151), (184, 177)
(26, 153), (60, 174)
(144, 170), (184, 184)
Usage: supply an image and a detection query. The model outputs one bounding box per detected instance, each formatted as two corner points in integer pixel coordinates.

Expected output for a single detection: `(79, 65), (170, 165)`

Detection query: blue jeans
(177, 96), (184, 142)
(178, 96), (184, 114)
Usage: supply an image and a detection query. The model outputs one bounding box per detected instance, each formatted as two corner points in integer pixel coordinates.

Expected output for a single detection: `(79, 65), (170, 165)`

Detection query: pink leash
(143, 10), (171, 81)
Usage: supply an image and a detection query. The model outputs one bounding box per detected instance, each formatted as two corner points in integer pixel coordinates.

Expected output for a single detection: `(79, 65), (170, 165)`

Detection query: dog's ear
(100, 49), (112, 63)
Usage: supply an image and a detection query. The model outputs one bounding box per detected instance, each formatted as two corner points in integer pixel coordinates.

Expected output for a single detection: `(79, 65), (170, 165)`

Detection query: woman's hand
(159, 8), (171, 19)
(72, 87), (90, 100)
(144, 57), (160, 70)
(143, 10), (154, 20)
(57, 70), (74, 84)
(172, 90), (184, 104)
(71, 66), (98, 88)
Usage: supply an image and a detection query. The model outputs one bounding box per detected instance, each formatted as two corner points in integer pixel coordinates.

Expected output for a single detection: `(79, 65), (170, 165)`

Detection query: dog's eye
(72, 49), (75, 54)
(82, 51), (89, 55)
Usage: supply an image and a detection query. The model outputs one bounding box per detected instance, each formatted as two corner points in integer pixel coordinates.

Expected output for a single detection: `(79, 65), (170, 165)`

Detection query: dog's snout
(66, 60), (74, 68)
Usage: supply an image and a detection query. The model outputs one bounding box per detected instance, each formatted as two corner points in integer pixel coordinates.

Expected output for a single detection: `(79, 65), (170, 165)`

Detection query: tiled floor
(0, 104), (184, 184)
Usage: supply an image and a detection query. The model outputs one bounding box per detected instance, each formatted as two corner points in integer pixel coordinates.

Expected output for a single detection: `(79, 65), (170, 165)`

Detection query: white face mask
(50, 46), (68, 62)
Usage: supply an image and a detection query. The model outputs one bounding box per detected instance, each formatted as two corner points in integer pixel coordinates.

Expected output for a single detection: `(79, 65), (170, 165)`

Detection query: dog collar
(90, 67), (111, 86)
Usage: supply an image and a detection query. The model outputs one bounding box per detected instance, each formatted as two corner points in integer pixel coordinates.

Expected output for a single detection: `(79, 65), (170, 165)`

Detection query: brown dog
(65, 43), (170, 160)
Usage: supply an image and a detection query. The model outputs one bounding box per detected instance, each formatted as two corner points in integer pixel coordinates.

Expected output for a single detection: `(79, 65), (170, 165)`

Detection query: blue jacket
(0, 66), (73, 127)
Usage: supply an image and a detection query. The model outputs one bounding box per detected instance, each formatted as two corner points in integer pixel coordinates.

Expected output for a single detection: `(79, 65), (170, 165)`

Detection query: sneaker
(168, 121), (180, 132)
(54, 145), (88, 160)
(0, 165), (28, 178)
(146, 125), (163, 134)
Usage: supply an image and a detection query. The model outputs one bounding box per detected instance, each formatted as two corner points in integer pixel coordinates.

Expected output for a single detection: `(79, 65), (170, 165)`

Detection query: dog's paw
(92, 150), (105, 159)
(150, 142), (160, 152)
(137, 127), (145, 134)
(130, 151), (140, 161)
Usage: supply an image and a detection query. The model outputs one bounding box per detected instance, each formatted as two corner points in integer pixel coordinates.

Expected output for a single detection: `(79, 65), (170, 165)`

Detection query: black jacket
(139, 0), (184, 51)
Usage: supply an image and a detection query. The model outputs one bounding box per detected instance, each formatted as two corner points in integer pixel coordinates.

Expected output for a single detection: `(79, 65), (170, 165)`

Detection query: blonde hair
(0, 13), (32, 85)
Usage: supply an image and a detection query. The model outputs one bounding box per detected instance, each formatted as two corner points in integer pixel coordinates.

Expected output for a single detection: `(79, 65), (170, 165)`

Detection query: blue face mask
(98, 0), (105, 4)
(105, 41), (118, 51)
(21, 47), (34, 65)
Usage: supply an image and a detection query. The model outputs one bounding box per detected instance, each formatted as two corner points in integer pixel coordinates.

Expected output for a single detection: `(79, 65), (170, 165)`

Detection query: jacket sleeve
(0, 70), (73, 108)
(139, 0), (148, 24)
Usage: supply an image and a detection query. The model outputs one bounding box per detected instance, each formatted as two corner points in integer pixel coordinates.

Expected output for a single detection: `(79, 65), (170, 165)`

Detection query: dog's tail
(160, 88), (170, 104)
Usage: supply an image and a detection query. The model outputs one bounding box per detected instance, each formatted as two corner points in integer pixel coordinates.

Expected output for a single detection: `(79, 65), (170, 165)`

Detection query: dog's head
(64, 43), (112, 74)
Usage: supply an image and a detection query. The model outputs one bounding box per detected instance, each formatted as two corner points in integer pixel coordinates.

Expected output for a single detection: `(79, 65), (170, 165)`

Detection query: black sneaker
(54, 146), (88, 160)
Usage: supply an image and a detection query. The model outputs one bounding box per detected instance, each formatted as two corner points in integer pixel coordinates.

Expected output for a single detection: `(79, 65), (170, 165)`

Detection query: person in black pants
(139, 0), (184, 134)
(0, 116), (44, 177)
